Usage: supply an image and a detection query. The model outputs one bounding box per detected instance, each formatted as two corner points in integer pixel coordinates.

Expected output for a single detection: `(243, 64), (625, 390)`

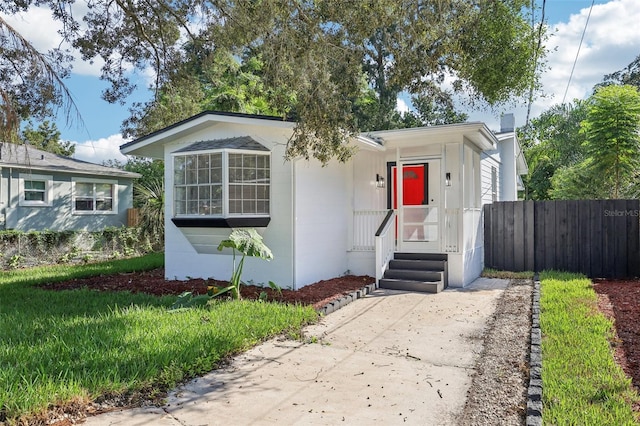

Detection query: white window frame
(19, 173), (53, 207)
(71, 177), (118, 215)
(172, 149), (271, 218)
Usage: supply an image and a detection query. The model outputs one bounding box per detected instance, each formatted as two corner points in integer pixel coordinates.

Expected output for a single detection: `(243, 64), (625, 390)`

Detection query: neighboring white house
(0, 144), (140, 231)
(121, 111), (526, 291)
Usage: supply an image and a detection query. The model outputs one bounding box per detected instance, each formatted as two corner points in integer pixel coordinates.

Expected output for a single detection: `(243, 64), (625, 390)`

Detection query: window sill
(19, 202), (52, 207)
(171, 217), (271, 228)
(73, 211), (118, 215)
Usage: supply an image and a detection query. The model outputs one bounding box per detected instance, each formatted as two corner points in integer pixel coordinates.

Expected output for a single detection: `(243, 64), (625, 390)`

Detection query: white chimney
(500, 113), (515, 133)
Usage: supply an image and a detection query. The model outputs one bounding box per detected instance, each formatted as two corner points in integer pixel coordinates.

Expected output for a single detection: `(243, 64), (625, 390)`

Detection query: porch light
(446, 172), (452, 187)
(376, 173), (385, 188)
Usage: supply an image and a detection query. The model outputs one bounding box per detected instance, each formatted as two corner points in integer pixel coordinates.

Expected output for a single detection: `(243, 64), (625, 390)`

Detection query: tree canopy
(20, 121), (75, 156)
(519, 85), (640, 200)
(2, 0), (545, 163)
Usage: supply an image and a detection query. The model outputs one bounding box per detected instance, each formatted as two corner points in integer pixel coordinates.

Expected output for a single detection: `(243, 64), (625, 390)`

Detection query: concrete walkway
(83, 278), (509, 425)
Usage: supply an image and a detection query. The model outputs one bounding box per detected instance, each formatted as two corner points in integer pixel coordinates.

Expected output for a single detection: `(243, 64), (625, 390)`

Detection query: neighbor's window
(19, 173), (53, 207)
(72, 178), (117, 214)
(173, 151), (270, 217)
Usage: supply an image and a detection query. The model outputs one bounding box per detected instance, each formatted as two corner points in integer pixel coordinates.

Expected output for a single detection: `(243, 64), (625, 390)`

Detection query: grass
(0, 254), (318, 424)
(481, 268), (534, 280)
(540, 270), (640, 425)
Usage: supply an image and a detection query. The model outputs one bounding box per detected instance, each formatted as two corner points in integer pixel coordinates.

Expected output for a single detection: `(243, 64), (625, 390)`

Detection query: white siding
(163, 123), (296, 289)
(293, 158), (350, 288)
(480, 152), (501, 205)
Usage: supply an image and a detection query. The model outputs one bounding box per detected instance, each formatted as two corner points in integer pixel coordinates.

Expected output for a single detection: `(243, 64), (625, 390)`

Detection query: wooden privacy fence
(484, 200), (640, 278)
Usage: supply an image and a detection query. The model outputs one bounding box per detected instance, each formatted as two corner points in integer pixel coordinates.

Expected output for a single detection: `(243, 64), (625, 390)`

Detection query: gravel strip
(457, 279), (533, 426)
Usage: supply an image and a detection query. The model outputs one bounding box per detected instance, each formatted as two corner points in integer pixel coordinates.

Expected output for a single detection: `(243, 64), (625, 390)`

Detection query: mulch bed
(593, 279), (640, 395)
(39, 268), (375, 310)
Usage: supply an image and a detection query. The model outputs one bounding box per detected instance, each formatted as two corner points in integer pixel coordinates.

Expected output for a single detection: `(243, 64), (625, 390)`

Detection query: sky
(4, 0), (640, 164)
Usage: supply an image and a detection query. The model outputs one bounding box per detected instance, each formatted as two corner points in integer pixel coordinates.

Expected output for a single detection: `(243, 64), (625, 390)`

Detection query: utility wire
(525, 0), (546, 128)
(562, 0), (595, 105)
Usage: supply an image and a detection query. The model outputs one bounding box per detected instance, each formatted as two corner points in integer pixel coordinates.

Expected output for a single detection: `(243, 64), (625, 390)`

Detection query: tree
(602, 53), (640, 89)
(517, 101), (587, 199)
(2, 0), (544, 163)
(0, 12), (78, 141)
(122, 48), (290, 138)
(581, 84), (640, 198)
(103, 157), (164, 207)
(20, 121), (75, 156)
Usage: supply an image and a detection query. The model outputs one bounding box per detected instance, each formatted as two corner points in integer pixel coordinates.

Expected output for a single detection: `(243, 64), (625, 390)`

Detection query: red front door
(392, 165), (426, 209)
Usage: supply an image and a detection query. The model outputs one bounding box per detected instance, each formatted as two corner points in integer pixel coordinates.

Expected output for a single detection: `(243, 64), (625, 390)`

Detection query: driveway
(84, 278), (508, 425)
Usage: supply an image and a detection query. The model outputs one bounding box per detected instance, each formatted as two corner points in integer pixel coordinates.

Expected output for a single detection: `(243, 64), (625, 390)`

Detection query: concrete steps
(379, 253), (448, 293)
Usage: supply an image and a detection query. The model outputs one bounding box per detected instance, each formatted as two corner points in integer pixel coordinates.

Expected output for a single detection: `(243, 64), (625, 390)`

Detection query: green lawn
(0, 254), (317, 424)
(540, 271), (640, 425)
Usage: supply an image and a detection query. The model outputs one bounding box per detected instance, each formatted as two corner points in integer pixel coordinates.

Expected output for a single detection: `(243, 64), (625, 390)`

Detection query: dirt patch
(457, 279), (533, 425)
(39, 268), (375, 311)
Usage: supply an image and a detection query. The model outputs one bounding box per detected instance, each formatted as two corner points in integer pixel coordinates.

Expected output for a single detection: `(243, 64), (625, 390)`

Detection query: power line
(562, 0), (595, 105)
(525, 0), (547, 128)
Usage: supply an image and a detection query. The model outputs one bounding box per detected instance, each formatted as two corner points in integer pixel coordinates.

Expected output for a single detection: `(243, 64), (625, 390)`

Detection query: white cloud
(396, 98), (410, 114)
(2, 5), (105, 77)
(72, 134), (130, 164)
(468, 0), (640, 129)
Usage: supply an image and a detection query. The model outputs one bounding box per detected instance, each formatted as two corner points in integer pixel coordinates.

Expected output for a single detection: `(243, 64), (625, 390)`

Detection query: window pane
(25, 191), (45, 201)
(25, 180), (46, 191)
(174, 199), (186, 215)
(75, 199), (93, 211)
(174, 157), (186, 184)
(256, 201), (268, 214)
(243, 155), (256, 168)
(228, 184), (240, 199)
(228, 153), (240, 167)
(229, 167), (240, 183)
(198, 154), (210, 170)
(96, 199), (113, 211)
(229, 200), (242, 214)
(174, 186), (186, 203)
(187, 201), (199, 215)
(211, 153), (222, 167)
(198, 168), (210, 184)
(242, 185), (256, 199)
(95, 184), (112, 198)
(76, 183), (93, 197)
(211, 167), (222, 184)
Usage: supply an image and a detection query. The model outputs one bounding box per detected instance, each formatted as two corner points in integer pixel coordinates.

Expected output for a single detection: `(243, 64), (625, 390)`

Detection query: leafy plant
(216, 229), (273, 300)
(8, 254), (22, 269)
(134, 177), (165, 250)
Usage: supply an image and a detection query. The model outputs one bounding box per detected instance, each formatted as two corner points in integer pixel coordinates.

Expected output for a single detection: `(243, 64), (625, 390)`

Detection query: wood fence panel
(483, 199), (640, 278)
(556, 201), (569, 272)
(524, 200), (536, 271)
(628, 200), (640, 277)
(513, 201), (525, 271)
(504, 202), (515, 272)
(591, 201), (604, 277)
(483, 204), (493, 268)
(543, 202), (556, 272)
(578, 201), (592, 277)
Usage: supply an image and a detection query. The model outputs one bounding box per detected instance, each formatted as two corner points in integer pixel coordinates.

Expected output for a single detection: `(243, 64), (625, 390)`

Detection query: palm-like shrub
(134, 178), (164, 250)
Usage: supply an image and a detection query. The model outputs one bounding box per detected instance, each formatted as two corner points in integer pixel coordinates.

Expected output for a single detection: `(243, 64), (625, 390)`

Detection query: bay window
(173, 150), (270, 219)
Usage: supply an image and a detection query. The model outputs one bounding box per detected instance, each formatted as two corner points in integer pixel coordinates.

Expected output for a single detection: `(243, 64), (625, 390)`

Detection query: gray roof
(0, 143), (140, 178)
(174, 136), (269, 153)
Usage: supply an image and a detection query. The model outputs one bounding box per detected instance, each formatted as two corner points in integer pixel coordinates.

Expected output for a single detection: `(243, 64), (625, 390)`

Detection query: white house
(121, 111), (526, 292)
